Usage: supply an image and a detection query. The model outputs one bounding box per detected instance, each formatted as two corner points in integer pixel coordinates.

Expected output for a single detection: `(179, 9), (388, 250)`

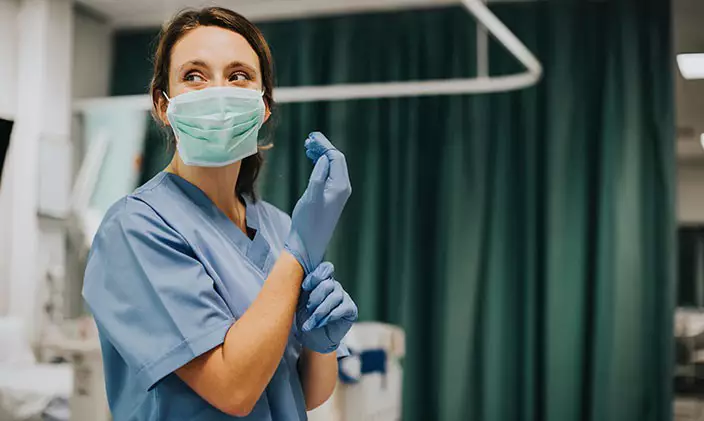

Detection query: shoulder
(96, 172), (182, 238)
(85, 195), (189, 291)
(92, 193), (185, 257)
(98, 196), (164, 235)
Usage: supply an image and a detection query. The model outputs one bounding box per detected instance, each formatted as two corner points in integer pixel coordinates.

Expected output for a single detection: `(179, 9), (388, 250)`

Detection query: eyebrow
(178, 60), (258, 75)
(178, 60), (208, 73)
(225, 60), (258, 75)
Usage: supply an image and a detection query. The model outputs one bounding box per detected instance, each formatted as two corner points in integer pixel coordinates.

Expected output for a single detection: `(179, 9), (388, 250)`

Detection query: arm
(179, 132), (351, 416)
(176, 252), (303, 417)
(299, 349), (339, 410)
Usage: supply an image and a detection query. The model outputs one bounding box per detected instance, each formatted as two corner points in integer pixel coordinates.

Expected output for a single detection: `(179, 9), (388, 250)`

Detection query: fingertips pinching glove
(284, 132), (352, 274)
(296, 262), (358, 354)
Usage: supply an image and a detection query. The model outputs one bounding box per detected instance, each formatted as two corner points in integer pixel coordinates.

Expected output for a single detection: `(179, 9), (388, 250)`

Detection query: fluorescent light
(678, 54), (704, 80)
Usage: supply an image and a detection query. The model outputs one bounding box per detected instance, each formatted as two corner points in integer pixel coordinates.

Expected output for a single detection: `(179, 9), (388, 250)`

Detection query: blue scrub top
(83, 172), (316, 421)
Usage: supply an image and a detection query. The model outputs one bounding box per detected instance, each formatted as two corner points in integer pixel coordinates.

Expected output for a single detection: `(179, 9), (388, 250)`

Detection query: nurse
(82, 7), (357, 421)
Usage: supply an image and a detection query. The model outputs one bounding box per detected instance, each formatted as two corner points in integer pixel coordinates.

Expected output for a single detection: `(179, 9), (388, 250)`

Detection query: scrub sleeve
(83, 198), (234, 392)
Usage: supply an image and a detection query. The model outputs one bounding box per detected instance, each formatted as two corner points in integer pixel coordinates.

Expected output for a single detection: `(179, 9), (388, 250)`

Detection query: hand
(296, 262), (358, 354)
(285, 132), (352, 274)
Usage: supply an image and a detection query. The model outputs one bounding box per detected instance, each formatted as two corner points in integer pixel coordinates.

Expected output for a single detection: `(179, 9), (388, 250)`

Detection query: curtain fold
(116, 2), (675, 420)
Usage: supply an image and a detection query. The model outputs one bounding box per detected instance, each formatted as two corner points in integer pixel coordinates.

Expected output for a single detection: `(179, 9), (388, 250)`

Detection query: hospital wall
(0, 1), (111, 332)
(72, 5), (112, 100)
(679, 165), (704, 224)
(0, 0), (19, 317)
(0, 0), (76, 326)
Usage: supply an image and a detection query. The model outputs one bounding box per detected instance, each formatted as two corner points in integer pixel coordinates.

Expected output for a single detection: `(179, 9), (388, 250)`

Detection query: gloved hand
(296, 262), (358, 354)
(285, 132), (352, 274)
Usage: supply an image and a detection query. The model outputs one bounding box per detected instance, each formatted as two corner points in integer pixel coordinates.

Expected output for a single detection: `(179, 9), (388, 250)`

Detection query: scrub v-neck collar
(160, 172), (272, 274)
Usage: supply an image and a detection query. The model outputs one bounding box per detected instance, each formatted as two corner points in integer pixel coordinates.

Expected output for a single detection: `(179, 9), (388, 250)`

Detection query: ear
(155, 91), (170, 127)
(264, 107), (271, 123)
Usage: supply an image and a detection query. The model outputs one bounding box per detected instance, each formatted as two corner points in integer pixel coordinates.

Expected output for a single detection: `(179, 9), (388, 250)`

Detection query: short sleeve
(337, 344), (350, 359)
(83, 198), (234, 391)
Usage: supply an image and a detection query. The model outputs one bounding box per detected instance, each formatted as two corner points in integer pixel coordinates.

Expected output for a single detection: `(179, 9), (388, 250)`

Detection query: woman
(83, 7), (357, 421)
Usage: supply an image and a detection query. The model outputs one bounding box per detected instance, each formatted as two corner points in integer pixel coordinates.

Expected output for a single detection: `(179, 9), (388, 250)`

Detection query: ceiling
(76, 0), (460, 27)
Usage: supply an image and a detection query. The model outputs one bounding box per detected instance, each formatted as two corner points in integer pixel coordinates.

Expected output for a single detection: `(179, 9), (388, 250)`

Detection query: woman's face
(158, 25), (270, 125)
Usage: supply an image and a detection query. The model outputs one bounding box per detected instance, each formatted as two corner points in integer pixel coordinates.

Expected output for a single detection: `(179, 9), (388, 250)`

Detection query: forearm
(299, 348), (339, 410)
(177, 252), (304, 415)
(223, 252), (303, 391)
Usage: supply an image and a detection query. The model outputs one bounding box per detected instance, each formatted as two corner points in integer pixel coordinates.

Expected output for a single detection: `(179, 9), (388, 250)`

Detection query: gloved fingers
(305, 149), (319, 162)
(302, 262), (335, 292)
(305, 132), (336, 163)
(315, 299), (358, 327)
(303, 286), (344, 332)
(297, 290), (310, 312)
(308, 154), (330, 184)
(325, 149), (351, 188)
(306, 278), (336, 310)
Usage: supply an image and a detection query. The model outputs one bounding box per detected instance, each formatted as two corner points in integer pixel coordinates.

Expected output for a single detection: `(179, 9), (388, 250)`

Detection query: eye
(184, 72), (205, 83)
(229, 71), (251, 82)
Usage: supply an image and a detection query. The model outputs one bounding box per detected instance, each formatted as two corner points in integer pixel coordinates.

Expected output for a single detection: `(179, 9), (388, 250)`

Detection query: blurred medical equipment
(42, 317), (110, 421)
(0, 317), (73, 421)
(24, 114), (123, 421)
(308, 322), (405, 421)
(68, 130), (109, 250)
(674, 309), (704, 421)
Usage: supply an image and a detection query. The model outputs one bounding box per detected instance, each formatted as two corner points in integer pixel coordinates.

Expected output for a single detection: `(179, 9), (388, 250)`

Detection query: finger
(303, 287), (344, 332)
(315, 299), (357, 327)
(302, 262), (335, 292)
(306, 278), (335, 311)
(325, 149), (350, 186)
(308, 154), (330, 184)
(305, 149), (319, 163)
(305, 132), (336, 161)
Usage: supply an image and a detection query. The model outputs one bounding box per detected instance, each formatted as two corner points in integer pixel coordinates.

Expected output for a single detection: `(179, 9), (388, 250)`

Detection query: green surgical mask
(165, 87), (266, 167)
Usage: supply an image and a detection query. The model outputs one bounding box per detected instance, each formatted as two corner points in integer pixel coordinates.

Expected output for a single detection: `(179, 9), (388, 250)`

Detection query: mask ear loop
(161, 91), (176, 143)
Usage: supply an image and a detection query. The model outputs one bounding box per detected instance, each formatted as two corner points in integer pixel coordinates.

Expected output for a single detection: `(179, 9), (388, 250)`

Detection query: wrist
(279, 250), (305, 284)
(283, 235), (311, 274)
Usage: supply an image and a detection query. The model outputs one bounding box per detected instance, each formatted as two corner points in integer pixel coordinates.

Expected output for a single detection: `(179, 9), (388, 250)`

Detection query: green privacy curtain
(114, 0), (675, 419)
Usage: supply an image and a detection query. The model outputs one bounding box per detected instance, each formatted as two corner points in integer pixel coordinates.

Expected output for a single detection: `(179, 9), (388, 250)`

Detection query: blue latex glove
(296, 262), (358, 354)
(285, 132), (352, 274)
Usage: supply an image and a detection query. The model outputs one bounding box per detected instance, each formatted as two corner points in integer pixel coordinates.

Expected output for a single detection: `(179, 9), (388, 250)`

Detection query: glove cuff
(283, 237), (311, 274)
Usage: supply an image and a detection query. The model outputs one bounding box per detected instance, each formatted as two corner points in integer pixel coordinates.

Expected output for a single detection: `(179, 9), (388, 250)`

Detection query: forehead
(170, 25), (260, 71)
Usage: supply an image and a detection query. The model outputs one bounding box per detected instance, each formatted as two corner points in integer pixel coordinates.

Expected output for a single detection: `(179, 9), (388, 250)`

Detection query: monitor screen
(0, 118), (13, 182)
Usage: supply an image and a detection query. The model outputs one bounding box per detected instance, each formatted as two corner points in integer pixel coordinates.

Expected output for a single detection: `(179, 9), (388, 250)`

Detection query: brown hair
(149, 7), (275, 200)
